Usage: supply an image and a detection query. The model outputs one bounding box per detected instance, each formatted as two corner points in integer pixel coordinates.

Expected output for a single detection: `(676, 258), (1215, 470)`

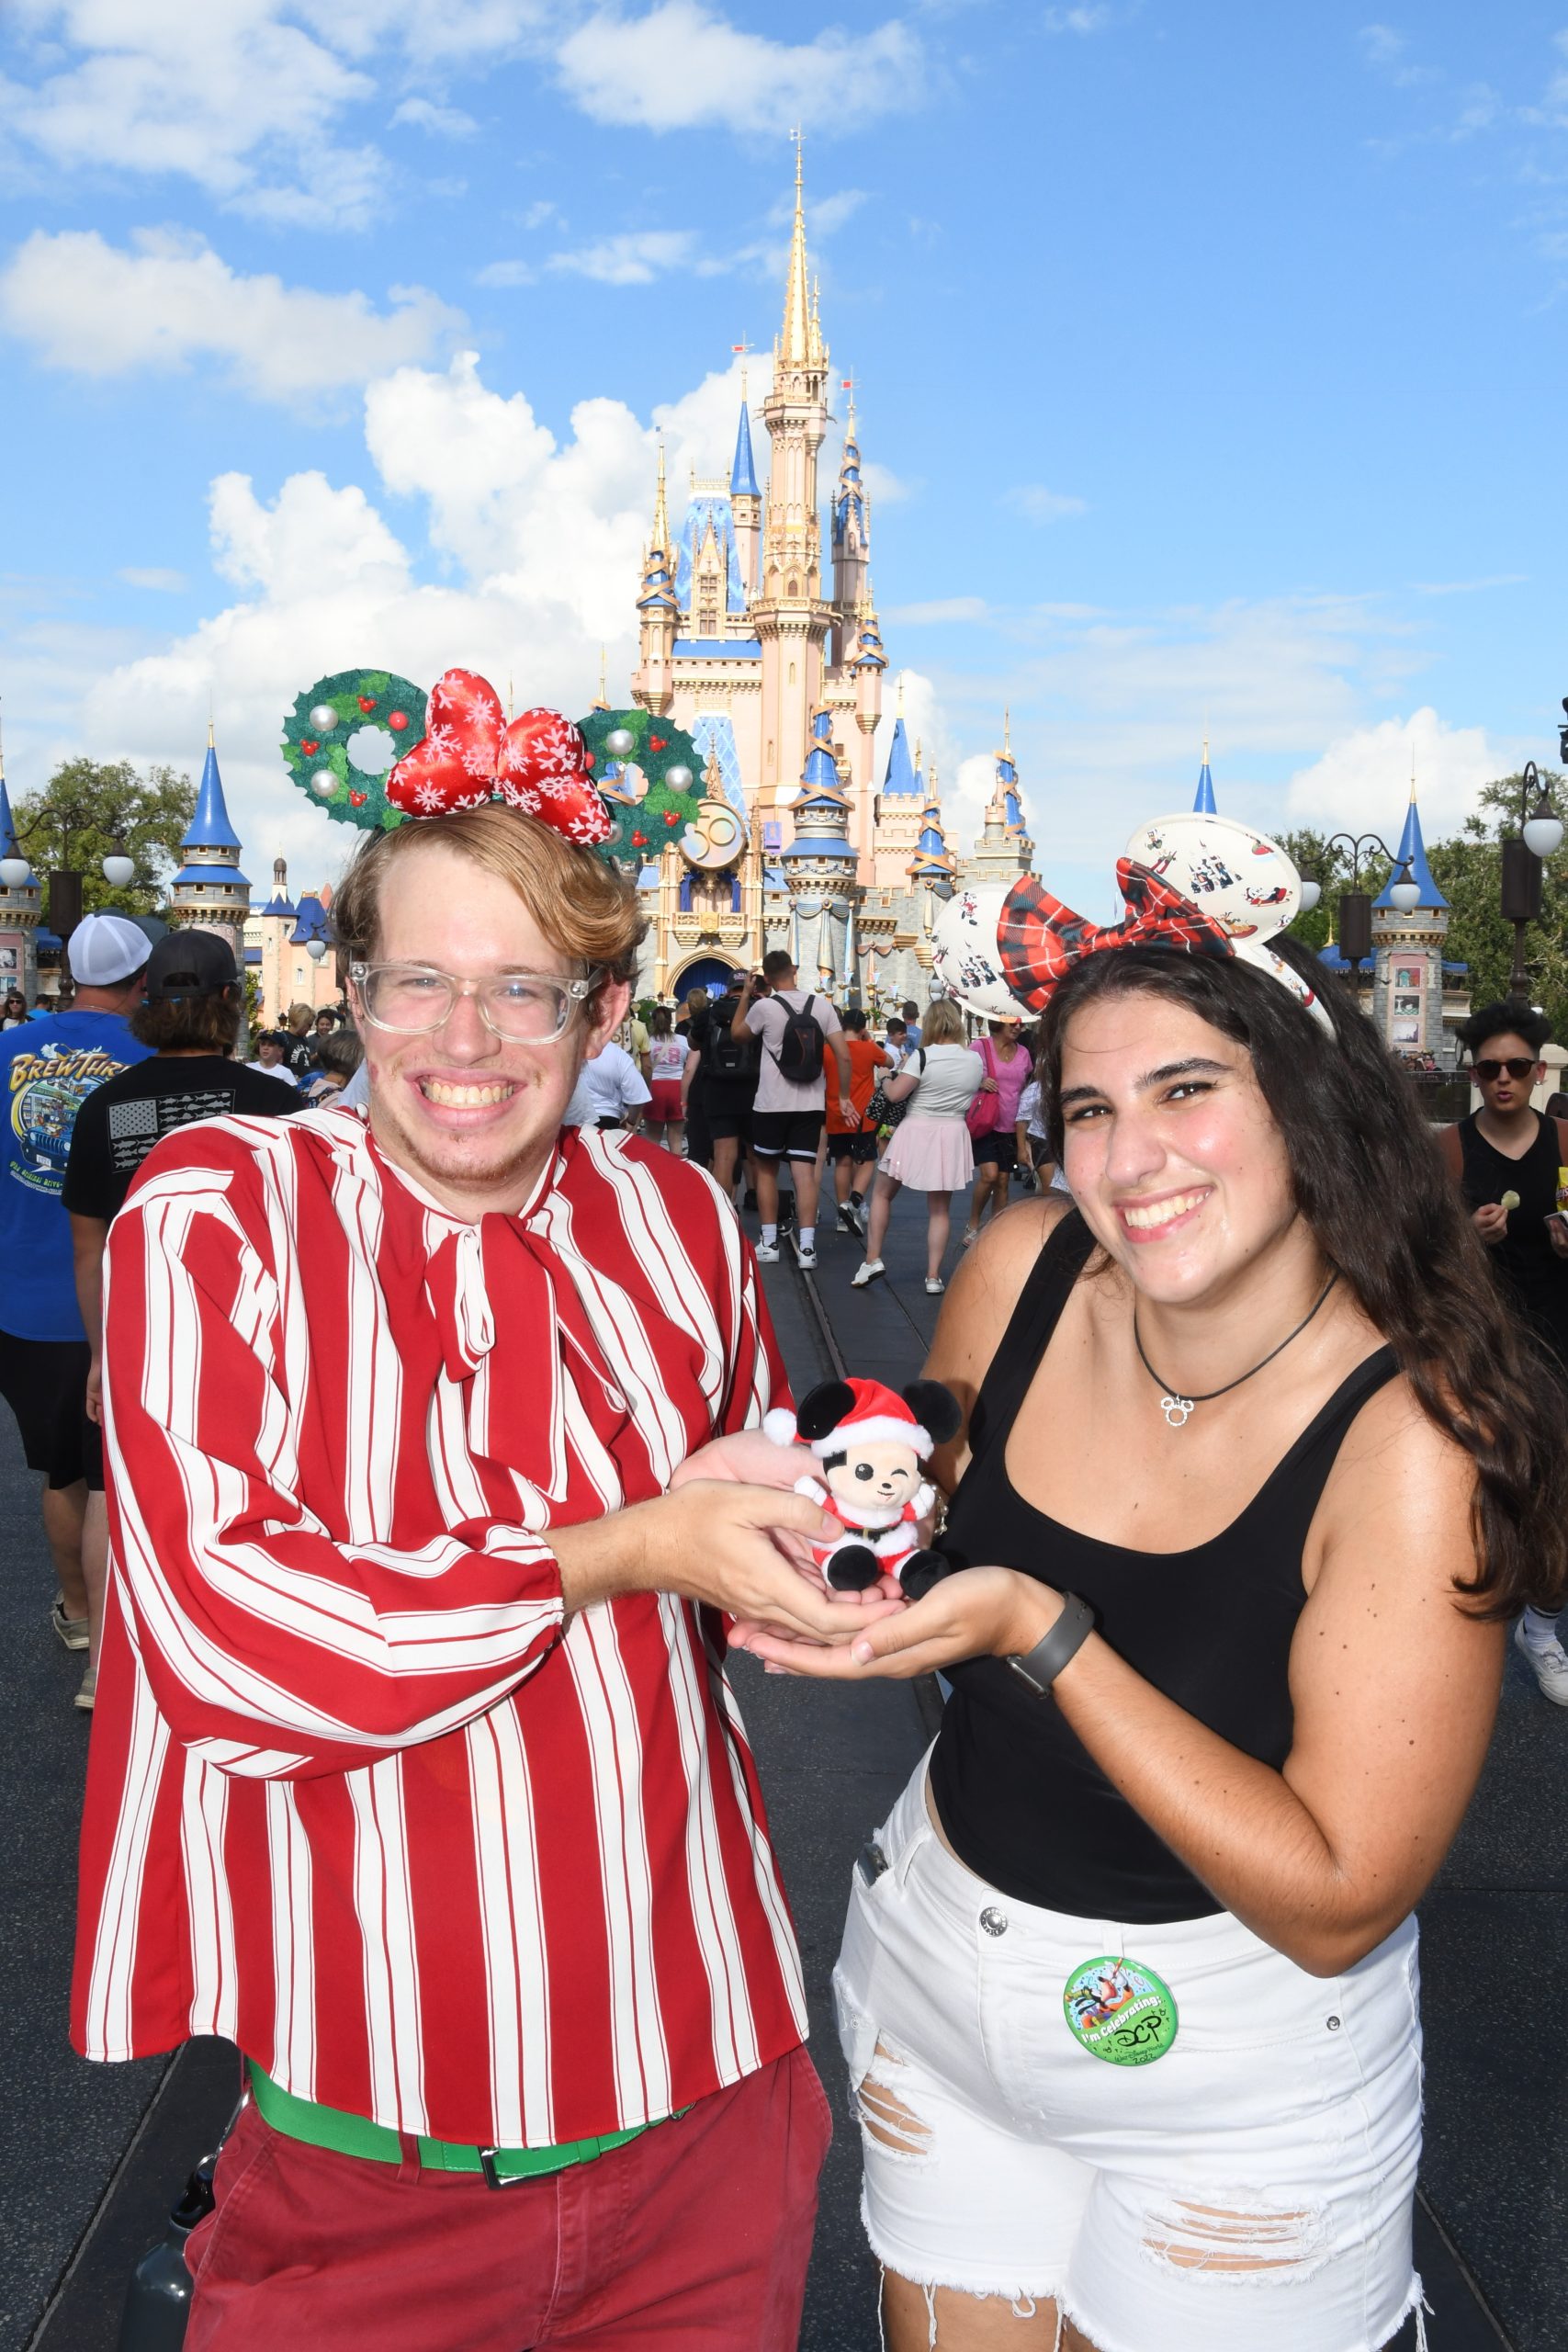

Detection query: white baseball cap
(68, 912), (151, 987)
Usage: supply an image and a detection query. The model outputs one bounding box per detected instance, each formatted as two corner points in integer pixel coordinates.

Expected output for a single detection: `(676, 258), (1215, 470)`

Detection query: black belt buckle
(479, 2147), (528, 2189)
(856, 1838), (889, 1888)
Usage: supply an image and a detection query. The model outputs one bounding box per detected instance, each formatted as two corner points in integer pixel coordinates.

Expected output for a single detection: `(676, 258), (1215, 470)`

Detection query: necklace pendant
(1159, 1394), (1195, 1430)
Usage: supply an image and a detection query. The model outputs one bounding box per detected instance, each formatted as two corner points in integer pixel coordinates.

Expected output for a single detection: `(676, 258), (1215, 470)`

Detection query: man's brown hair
(332, 807), (645, 994)
(130, 989), (242, 1054)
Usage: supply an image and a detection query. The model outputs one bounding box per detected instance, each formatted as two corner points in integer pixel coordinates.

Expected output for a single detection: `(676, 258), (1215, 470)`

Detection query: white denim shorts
(832, 1760), (1427, 2352)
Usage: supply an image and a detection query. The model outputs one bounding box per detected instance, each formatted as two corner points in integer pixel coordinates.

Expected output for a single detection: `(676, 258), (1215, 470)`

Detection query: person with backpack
(731, 950), (852, 1271)
(688, 973), (761, 1201)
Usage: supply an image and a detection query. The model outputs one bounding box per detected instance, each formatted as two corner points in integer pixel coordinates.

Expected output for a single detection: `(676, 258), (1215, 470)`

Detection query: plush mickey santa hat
(763, 1376), (961, 1460)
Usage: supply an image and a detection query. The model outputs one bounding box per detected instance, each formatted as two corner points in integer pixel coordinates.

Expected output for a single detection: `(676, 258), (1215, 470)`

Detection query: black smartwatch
(1005, 1592), (1095, 1696)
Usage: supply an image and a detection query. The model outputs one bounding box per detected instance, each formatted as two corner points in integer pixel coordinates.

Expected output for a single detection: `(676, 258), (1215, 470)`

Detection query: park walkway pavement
(0, 1173), (1554, 2347)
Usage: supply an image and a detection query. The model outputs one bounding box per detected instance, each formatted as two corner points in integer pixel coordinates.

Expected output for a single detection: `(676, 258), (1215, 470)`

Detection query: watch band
(1005, 1592), (1096, 1696)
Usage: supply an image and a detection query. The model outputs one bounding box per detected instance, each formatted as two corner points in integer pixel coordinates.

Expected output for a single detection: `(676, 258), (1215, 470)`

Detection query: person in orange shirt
(828, 1007), (891, 1238)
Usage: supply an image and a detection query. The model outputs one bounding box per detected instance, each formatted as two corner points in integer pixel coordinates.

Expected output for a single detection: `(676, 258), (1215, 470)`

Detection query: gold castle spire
(651, 437), (670, 554)
(777, 130), (820, 368)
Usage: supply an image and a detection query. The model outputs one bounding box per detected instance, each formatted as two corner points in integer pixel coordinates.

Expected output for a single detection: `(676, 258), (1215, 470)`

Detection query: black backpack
(705, 1012), (757, 1082)
(771, 992), (825, 1085)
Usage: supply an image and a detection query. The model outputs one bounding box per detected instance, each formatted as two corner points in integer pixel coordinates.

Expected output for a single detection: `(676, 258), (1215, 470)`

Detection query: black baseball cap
(144, 929), (239, 999)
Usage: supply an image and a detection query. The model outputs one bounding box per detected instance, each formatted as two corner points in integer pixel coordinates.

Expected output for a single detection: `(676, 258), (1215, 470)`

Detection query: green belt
(247, 2062), (659, 2188)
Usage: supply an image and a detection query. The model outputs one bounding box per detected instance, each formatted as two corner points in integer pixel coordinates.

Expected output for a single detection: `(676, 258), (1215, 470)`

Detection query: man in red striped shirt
(72, 803), (872, 2351)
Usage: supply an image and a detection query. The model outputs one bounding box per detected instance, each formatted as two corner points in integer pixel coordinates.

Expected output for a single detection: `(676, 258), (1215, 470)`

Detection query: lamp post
(0, 798), (141, 937)
(1499, 756), (1563, 999)
(1298, 834), (1419, 978)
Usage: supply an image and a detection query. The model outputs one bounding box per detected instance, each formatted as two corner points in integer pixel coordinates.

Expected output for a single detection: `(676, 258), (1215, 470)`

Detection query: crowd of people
(3, 810), (1566, 2352)
(0, 924), (365, 1709)
(569, 964), (1059, 1289)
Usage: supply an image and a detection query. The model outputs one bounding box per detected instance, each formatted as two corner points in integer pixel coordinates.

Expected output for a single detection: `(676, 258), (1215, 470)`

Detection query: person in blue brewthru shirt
(0, 913), (152, 1705)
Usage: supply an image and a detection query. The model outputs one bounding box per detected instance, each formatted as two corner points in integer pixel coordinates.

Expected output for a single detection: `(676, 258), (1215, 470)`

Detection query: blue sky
(1, 1), (1563, 912)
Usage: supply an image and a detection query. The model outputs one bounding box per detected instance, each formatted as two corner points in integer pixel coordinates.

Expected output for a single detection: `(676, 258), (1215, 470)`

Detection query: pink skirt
(879, 1114), (974, 1192)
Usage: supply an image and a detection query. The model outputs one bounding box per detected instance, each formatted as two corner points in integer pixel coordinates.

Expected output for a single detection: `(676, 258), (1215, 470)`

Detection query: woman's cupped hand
(732, 1565), (1065, 1679)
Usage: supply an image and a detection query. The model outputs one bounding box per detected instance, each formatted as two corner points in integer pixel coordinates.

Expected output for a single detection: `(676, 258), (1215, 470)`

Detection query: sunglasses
(1472, 1057), (1538, 1082)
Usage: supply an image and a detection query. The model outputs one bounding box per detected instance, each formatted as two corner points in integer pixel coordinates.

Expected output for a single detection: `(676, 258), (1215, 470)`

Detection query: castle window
(789, 663), (796, 685)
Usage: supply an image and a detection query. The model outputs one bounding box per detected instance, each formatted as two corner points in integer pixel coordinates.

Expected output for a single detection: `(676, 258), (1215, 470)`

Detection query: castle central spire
(651, 436), (671, 557)
(777, 132), (823, 369)
(755, 139), (831, 808)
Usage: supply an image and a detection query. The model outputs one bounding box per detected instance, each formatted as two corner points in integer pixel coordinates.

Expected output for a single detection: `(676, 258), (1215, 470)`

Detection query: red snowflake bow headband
(389, 671), (611, 843)
(280, 666), (611, 847)
(989, 814), (1333, 1035)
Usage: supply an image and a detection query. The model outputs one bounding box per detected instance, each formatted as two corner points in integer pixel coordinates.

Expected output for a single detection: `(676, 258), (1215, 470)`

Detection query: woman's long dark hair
(1039, 939), (1568, 1619)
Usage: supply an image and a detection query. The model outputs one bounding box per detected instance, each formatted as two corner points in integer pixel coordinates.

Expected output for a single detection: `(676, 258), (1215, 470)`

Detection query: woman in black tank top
(736, 914), (1568, 2352)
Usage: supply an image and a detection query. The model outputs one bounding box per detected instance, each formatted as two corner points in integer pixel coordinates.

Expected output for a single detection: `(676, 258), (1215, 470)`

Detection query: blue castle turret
(880, 716), (919, 797)
(1375, 786), (1446, 910)
(781, 707), (863, 989)
(1194, 740), (1217, 814)
(730, 397), (760, 500)
(1329, 762), (1469, 1070)
(168, 722), (251, 957)
(908, 801), (957, 894)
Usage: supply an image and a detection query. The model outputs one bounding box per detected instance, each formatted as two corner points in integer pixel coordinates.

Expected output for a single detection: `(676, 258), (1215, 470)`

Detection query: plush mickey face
(818, 1438), (924, 1520)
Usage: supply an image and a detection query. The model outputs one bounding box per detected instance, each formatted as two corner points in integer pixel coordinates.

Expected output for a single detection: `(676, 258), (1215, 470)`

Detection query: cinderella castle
(624, 148), (1032, 1008)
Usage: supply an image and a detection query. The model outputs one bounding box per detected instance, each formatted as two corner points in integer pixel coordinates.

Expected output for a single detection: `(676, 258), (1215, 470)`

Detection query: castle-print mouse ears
(996, 813), (1333, 1035)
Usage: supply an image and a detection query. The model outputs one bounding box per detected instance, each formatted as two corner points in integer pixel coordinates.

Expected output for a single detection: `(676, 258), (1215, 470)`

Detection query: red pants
(185, 2046), (830, 2351)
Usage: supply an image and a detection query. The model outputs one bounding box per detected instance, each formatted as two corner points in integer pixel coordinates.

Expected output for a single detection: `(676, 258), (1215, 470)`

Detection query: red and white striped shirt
(72, 1107), (807, 2147)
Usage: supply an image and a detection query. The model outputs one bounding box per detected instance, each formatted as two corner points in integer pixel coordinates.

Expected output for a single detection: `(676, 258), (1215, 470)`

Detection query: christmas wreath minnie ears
(935, 814), (1334, 1036)
(279, 667), (709, 865)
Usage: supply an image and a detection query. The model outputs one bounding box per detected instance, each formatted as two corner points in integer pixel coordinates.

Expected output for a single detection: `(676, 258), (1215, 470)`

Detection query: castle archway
(669, 954), (739, 1000)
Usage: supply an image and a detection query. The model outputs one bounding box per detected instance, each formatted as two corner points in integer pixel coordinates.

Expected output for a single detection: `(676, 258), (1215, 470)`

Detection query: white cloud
(800, 188), (868, 238)
(1008, 483), (1088, 524)
(1043, 6), (1113, 32)
(0, 1), (564, 227)
(0, 229), (465, 403)
(475, 258), (536, 286)
(1414, 572), (1528, 596)
(390, 96), (479, 137)
(863, 459), (910, 504)
(118, 567), (188, 594)
(547, 230), (702, 284)
(60, 344), (832, 876)
(0, 2), (383, 229)
(555, 2), (924, 133)
(1286, 706), (1524, 839)
(1358, 24), (1406, 70)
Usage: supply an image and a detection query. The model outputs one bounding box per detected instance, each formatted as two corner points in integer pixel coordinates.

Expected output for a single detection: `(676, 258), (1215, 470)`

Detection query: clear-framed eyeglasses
(349, 961), (602, 1044)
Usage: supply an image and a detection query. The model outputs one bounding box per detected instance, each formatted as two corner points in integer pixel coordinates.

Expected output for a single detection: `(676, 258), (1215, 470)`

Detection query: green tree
(11, 757), (197, 920)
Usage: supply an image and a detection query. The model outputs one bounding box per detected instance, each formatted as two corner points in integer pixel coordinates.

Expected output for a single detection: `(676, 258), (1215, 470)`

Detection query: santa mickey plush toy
(762, 1376), (963, 1599)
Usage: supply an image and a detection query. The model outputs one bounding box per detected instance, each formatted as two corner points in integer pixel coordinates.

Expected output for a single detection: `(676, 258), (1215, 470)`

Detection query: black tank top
(1455, 1112), (1568, 1371)
(928, 1212), (1398, 1923)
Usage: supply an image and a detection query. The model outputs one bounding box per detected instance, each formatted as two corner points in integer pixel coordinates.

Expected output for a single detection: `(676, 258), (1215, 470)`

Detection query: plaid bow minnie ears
(936, 814), (1333, 1035)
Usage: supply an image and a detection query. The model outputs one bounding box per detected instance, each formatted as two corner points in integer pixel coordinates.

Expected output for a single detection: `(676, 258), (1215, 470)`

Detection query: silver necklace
(1133, 1273), (1339, 1429)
